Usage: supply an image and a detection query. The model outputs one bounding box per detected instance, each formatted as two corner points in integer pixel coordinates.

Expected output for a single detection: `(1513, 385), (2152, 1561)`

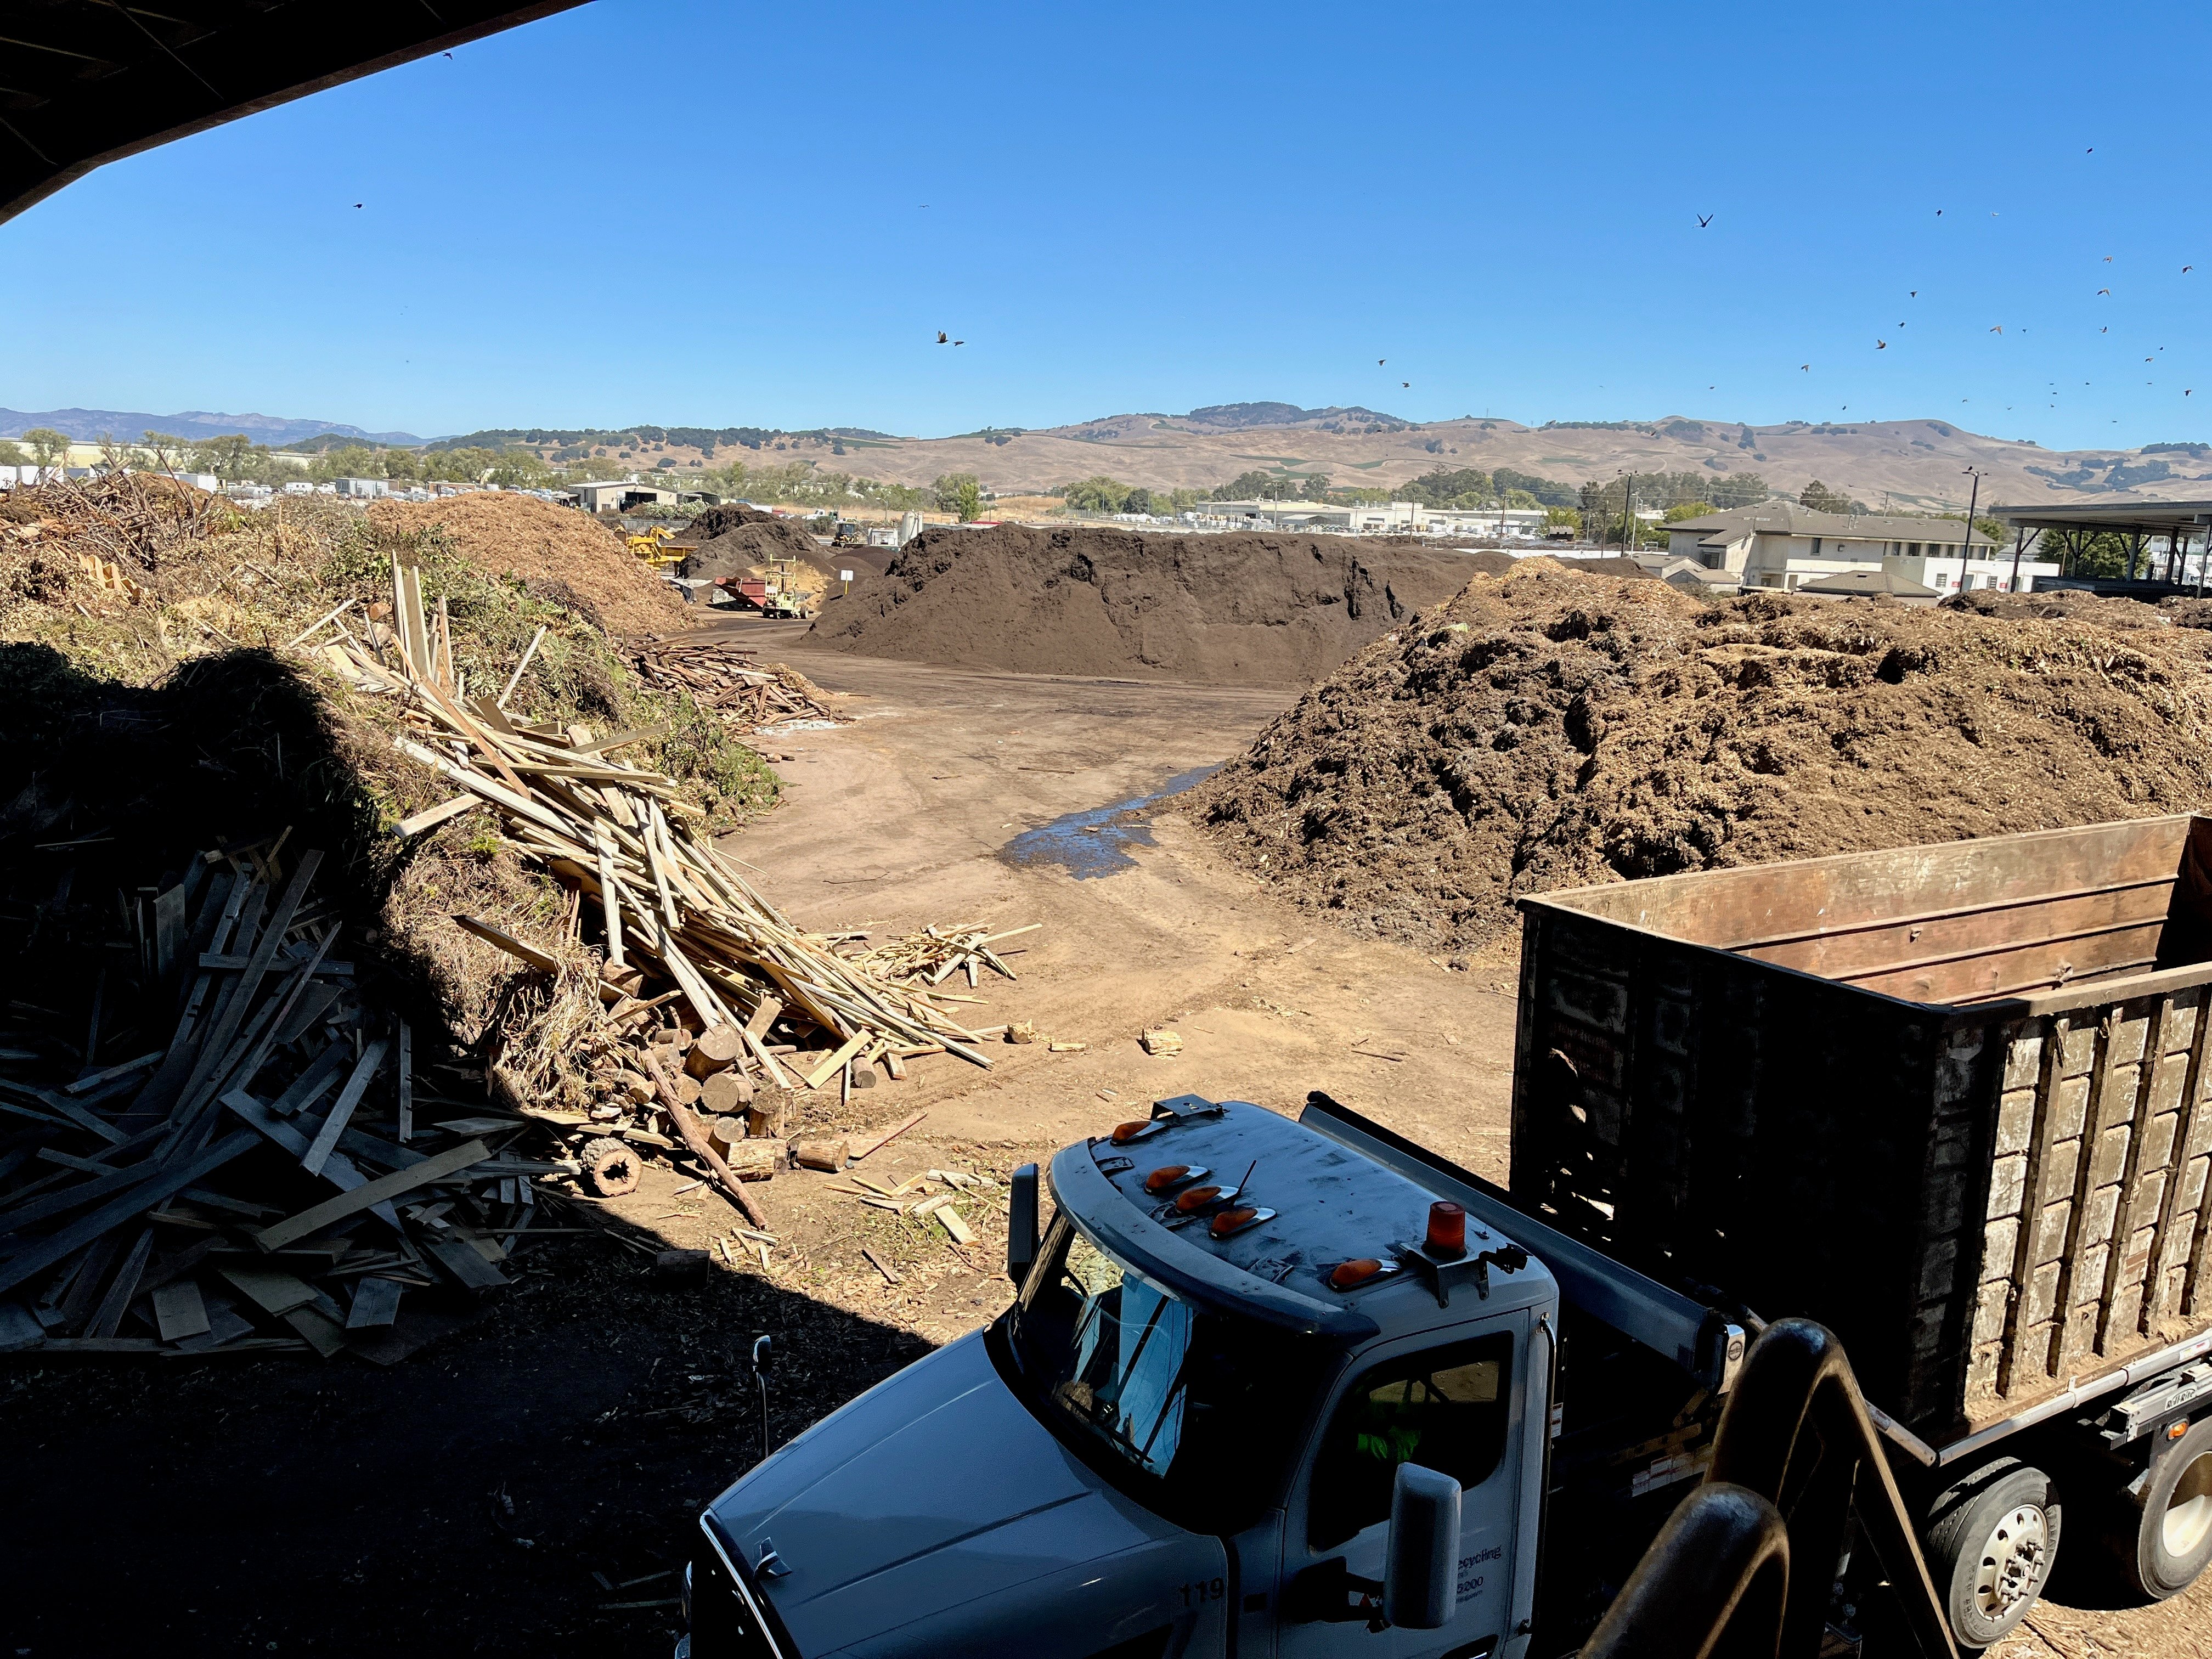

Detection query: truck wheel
(1924, 1458), (2062, 1646)
(2113, 1418), (2212, 1599)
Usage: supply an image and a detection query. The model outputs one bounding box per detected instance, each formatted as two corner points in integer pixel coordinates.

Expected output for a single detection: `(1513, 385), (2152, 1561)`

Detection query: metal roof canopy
(1989, 499), (2212, 535)
(0, 1), (588, 227)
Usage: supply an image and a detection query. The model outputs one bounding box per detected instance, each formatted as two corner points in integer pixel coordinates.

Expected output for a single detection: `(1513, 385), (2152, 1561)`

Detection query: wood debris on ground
(629, 637), (844, 734)
(860, 923), (1038, 990)
(0, 833), (558, 1365)
(292, 555), (1036, 1220)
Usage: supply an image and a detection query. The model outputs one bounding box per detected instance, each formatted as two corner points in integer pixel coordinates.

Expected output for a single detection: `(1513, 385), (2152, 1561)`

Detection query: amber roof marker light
(1425, 1201), (1468, 1259)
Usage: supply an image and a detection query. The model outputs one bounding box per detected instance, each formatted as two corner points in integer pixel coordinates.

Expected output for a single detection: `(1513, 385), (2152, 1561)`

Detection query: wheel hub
(2163, 1452), (2212, 1560)
(1972, 1503), (2049, 1617)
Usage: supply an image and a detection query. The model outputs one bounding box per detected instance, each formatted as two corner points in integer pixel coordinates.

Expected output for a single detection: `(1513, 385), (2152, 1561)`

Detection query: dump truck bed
(1511, 815), (2212, 1441)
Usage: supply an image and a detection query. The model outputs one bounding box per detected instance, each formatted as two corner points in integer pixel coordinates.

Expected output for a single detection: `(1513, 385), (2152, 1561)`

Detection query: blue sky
(3, 0), (2207, 449)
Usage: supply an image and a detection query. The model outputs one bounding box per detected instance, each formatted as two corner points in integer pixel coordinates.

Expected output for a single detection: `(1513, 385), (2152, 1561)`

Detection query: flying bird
(1910, 290), (1917, 297)
(954, 340), (966, 346)
(353, 202), (362, 208)
(2102, 326), (2109, 332)
(2104, 255), (2113, 261)
(1877, 340), (1888, 349)
(1696, 213), (1713, 228)
(1991, 325), (2002, 333)
(935, 331), (948, 343)
(1800, 364), (1810, 371)
(1401, 381), (1410, 388)
(1936, 209), (1943, 216)
(2100, 289), (2111, 295)
(1378, 358), (1385, 365)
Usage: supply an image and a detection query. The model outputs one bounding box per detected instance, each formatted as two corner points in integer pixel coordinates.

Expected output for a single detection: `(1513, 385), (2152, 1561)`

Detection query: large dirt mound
(806, 524), (1506, 684)
(1189, 561), (2212, 953)
(369, 492), (690, 637)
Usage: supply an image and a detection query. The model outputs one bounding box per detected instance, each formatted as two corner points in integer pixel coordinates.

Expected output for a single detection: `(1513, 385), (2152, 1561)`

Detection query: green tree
(23, 427), (70, 477)
(933, 472), (982, 514)
(0, 438), (25, 467)
(1707, 473), (1770, 509)
(1401, 467), (1494, 508)
(1543, 505), (1583, 535)
(1798, 478), (1860, 514)
(1663, 500), (1714, 523)
(187, 433), (257, 480)
(1062, 475), (1134, 513)
(1491, 466), (1579, 508)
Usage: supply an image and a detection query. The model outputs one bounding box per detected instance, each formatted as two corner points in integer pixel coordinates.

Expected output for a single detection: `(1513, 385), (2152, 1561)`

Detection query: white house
(1663, 503), (2058, 595)
(1190, 499), (1550, 537)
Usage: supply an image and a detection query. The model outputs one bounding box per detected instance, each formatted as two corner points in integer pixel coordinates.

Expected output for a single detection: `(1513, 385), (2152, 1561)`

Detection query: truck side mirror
(1384, 1463), (1460, 1630)
(1007, 1164), (1040, 1288)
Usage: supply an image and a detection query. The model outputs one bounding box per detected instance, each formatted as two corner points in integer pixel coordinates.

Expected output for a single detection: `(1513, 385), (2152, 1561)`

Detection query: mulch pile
(806, 524), (1500, 684)
(1188, 560), (2212, 955)
(369, 492), (691, 638)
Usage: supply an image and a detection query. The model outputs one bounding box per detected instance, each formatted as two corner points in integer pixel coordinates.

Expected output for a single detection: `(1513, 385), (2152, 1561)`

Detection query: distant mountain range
(11, 399), (2209, 509)
(0, 408), (423, 447)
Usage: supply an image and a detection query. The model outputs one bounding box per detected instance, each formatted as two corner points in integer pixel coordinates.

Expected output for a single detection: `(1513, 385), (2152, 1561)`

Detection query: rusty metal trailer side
(1511, 815), (2212, 1442)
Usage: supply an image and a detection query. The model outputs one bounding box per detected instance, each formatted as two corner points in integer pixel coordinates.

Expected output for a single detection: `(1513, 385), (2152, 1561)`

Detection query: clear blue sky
(3, 0), (2207, 450)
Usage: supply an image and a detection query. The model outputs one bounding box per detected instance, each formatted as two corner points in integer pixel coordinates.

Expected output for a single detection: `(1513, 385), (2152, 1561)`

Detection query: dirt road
(7, 631), (2208, 1655)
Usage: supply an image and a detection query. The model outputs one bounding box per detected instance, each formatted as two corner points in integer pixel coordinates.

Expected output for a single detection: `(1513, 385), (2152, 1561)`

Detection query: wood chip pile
(295, 557), (1030, 1224)
(0, 834), (556, 1364)
(629, 637), (843, 733)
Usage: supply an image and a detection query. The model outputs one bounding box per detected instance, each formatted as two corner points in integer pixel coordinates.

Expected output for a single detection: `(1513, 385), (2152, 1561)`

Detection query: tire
(1924, 1458), (2062, 1647)
(2113, 1417), (2212, 1600)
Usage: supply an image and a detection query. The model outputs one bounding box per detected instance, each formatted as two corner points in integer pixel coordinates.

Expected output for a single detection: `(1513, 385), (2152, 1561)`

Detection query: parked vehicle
(680, 816), (2212, 1656)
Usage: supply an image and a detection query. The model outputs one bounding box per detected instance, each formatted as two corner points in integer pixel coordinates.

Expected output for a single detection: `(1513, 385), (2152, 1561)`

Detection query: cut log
(685, 1024), (744, 1080)
(791, 1134), (849, 1172)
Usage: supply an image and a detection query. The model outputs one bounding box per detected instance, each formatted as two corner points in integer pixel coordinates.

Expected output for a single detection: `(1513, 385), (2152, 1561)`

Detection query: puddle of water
(1000, 764), (1223, 879)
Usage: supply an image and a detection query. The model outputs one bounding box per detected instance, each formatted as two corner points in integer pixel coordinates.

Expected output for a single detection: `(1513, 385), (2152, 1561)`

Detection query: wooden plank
(255, 1138), (488, 1251)
(803, 1030), (873, 1092)
(151, 1279), (210, 1342)
(744, 996), (783, 1040)
(595, 826), (624, 970)
(0, 1130), (257, 1297)
(453, 915), (560, 976)
(345, 1276), (404, 1329)
(86, 1227), (155, 1339)
(270, 1039), (352, 1117)
(396, 1020), (413, 1145)
(301, 1040), (388, 1177)
(424, 1238), (510, 1297)
(61, 1051), (162, 1097)
(396, 796), (480, 839)
(219, 1089), (402, 1229)
(168, 852), (323, 1128)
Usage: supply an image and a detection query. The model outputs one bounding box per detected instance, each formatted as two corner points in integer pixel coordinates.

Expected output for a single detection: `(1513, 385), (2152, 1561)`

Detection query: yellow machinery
(625, 524), (682, 568)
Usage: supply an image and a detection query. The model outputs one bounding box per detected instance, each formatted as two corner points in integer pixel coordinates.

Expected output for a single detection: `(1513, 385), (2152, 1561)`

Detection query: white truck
(680, 819), (2212, 1657)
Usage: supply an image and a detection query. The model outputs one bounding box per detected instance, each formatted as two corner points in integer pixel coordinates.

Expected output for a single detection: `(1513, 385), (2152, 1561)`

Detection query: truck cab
(685, 1095), (1741, 1659)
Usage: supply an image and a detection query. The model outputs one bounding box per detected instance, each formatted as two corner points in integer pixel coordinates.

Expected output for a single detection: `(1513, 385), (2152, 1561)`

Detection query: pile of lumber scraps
(859, 923), (1039, 990)
(340, 556), (1000, 1212)
(827, 1163), (996, 1249)
(0, 839), (560, 1365)
(630, 639), (843, 733)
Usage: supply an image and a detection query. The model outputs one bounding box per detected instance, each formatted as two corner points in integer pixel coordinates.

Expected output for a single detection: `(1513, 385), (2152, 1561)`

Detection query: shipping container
(1511, 814), (2212, 1441)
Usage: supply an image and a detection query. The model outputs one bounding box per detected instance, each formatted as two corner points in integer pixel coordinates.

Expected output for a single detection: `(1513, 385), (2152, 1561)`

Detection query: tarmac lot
(7, 631), (2209, 1655)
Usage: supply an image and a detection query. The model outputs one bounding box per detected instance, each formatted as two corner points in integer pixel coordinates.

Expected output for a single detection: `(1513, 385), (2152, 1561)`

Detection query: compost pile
(806, 524), (1493, 684)
(1189, 561), (2212, 955)
(368, 491), (691, 637)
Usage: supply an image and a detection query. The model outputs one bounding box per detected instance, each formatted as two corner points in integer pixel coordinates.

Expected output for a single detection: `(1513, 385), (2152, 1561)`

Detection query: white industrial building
(1662, 503), (2058, 595)
(1188, 499), (1550, 537)
(572, 479), (680, 513)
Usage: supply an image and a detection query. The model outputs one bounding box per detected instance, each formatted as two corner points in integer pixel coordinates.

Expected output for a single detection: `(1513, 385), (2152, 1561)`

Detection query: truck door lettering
(1176, 1577), (1227, 1608)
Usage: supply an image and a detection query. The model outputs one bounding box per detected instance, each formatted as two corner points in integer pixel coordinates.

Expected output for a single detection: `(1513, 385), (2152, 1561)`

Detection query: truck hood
(704, 1329), (1218, 1658)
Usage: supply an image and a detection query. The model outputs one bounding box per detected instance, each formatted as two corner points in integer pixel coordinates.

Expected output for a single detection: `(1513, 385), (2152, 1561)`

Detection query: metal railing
(1583, 1318), (1959, 1659)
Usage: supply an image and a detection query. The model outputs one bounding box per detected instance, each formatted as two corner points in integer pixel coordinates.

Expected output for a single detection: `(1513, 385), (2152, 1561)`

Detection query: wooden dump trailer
(1512, 814), (2212, 1444)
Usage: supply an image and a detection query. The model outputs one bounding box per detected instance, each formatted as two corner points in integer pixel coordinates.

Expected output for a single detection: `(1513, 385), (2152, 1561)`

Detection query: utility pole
(2007, 526), (2027, 595)
(1621, 472), (1635, 556)
(1957, 466), (1984, 596)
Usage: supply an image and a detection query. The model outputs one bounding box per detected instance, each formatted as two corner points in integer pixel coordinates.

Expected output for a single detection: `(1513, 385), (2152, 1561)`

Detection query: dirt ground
(7, 620), (2210, 1656)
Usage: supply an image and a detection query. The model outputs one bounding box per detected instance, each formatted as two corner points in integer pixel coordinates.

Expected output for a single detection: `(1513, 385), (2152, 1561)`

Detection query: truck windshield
(1007, 1213), (1326, 1530)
